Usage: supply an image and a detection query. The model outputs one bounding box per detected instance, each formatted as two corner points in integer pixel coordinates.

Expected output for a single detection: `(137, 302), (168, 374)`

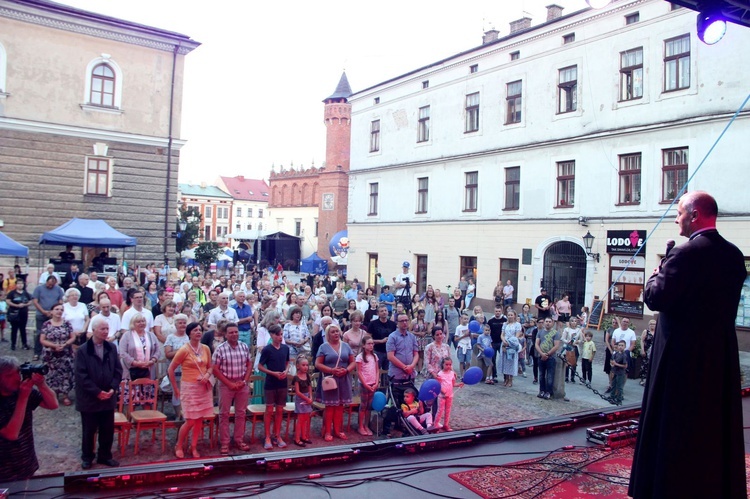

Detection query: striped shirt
(212, 340), (251, 381)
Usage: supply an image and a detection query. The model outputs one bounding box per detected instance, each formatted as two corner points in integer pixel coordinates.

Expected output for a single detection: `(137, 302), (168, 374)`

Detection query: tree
(194, 242), (221, 271)
(176, 205), (202, 255)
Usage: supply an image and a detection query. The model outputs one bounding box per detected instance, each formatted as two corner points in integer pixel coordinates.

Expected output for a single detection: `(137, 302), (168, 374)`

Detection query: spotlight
(586, 0), (611, 8)
(697, 11), (726, 45)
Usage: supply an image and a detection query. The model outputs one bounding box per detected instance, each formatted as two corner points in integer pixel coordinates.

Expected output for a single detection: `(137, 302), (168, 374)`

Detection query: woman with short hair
(63, 288), (90, 349)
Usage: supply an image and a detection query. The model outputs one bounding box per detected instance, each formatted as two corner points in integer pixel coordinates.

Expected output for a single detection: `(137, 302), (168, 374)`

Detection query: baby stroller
(379, 378), (422, 437)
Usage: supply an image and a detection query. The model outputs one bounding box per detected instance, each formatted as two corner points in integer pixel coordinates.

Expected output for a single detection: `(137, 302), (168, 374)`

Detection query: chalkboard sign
(587, 299), (605, 330)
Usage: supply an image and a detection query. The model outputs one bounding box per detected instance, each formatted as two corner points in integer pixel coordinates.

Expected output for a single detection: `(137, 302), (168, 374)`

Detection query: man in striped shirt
(212, 323), (252, 454)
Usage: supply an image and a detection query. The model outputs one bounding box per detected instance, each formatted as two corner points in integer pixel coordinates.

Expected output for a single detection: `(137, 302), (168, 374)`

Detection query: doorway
(541, 242), (586, 315)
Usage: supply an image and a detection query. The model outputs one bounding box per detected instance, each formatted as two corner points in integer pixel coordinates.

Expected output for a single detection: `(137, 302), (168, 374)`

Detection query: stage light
(697, 11), (727, 45)
(586, 0), (611, 8)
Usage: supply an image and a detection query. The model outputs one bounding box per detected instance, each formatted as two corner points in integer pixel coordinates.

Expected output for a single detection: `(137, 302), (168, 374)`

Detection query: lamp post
(582, 231), (600, 263)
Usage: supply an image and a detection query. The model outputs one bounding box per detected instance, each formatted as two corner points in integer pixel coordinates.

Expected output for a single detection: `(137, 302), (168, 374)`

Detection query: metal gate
(541, 241), (587, 316)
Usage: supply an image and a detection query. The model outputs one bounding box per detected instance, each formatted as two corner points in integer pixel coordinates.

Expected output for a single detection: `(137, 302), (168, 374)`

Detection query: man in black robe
(629, 191), (747, 498)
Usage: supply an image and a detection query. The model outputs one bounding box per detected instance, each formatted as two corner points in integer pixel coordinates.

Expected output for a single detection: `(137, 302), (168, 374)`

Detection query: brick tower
(317, 72), (352, 266)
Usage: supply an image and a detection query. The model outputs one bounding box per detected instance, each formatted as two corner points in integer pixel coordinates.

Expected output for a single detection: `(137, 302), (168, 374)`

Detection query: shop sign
(606, 230), (647, 255)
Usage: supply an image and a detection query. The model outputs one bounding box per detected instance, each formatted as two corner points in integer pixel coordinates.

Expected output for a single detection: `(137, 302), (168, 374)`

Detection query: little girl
(355, 334), (379, 436)
(292, 356), (313, 447)
(434, 357), (463, 432)
(577, 306), (589, 328)
(401, 388), (433, 434)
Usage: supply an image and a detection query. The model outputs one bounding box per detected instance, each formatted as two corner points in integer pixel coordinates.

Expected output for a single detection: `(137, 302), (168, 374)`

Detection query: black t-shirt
(202, 302), (217, 315)
(259, 343), (290, 390)
(487, 316), (507, 343)
(7, 290), (31, 320)
(0, 389), (43, 481)
(368, 318), (396, 353)
(535, 294), (551, 319)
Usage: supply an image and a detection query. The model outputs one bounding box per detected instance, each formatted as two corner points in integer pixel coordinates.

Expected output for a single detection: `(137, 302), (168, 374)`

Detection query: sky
(57, 0), (590, 184)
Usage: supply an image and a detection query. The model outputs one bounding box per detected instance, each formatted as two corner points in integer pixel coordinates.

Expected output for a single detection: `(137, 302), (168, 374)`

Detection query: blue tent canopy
(0, 231), (29, 257)
(300, 252), (328, 275)
(39, 218), (137, 248)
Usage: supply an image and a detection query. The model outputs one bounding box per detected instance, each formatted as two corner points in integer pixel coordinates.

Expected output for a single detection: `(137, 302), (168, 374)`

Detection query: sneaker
(537, 392), (544, 398)
(544, 392), (551, 400)
(97, 458), (120, 467)
(604, 386), (612, 393)
(420, 429), (428, 435)
(533, 379), (538, 384)
(22, 345), (29, 350)
(522, 373), (527, 378)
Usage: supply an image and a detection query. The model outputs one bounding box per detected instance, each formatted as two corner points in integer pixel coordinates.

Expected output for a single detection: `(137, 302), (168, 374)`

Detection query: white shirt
(88, 312), (122, 342)
(356, 298), (369, 314)
(38, 271), (61, 285)
(121, 307), (154, 334)
(456, 324), (471, 353)
(394, 272), (415, 297)
(612, 327), (637, 350)
(208, 306), (239, 326)
(63, 302), (89, 333)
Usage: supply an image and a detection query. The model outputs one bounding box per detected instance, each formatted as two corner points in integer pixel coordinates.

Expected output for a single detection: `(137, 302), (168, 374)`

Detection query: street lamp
(178, 219), (187, 232)
(582, 231), (600, 263)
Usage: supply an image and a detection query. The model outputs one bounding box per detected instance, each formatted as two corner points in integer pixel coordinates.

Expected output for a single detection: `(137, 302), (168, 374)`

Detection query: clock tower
(318, 72), (352, 266)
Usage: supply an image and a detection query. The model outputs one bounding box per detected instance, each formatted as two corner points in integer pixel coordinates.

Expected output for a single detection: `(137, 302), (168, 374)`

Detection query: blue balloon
(463, 366), (484, 385)
(418, 379), (441, 401)
(468, 320), (482, 333)
(483, 346), (495, 359)
(372, 391), (386, 412)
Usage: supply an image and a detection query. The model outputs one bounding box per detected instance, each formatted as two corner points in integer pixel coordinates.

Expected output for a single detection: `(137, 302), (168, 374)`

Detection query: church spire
(324, 72), (352, 102)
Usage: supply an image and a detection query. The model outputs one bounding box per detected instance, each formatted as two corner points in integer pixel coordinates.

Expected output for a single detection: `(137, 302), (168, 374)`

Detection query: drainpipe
(163, 43), (179, 271)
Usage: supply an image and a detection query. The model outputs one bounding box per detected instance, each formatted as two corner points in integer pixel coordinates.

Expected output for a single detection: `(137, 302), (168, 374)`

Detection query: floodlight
(697, 11), (727, 45)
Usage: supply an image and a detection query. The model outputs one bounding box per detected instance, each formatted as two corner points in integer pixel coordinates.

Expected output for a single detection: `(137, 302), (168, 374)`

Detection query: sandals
(191, 448), (201, 458)
(62, 397), (72, 406)
(277, 439), (287, 448)
(220, 445), (230, 455)
(324, 434), (333, 442)
(264, 440), (273, 450)
(357, 428), (369, 436)
(235, 441), (250, 452)
(302, 438), (313, 444)
(336, 432), (347, 440)
(294, 440), (306, 447)
(175, 447), (185, 459)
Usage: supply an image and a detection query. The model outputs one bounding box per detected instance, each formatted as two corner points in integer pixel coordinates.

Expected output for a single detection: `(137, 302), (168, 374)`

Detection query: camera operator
(0, 356), (58, 481)
(393, 262), (415, 308)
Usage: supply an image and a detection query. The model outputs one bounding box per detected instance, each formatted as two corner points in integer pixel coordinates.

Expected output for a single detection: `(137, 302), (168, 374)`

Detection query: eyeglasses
(398, 319), (409, 322)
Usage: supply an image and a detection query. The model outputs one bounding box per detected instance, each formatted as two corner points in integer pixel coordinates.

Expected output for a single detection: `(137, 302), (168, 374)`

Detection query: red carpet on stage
(449, 447), (750, 498)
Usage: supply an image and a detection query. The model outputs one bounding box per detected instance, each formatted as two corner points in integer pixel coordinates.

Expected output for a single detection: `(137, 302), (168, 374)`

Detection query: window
(664, 35), (690, 91)
(417, 106), (430, 142)
(258, 223), (263, 231)
(236, 207), (242, 217)
(620, 48), (643, 101)
(506, 80), (522, 124)
(84, 157), (110, 196)
(510, 51), (520, 61)
(460, 256), (477, 282)
(465, 92), (480, 133)
(218, 207), (228, 219)
(662, 147), (688, 201)
(422, 80), (429, 89)
(504, 167), (520, 210)
(469, 64), (478, 74)
(464, 171), (478, 211)
(563, 33), (575, 44)
(370, 120), (380, 152)
(236, 223), (241, 231)
(416, 177), (429, 214)
(558, 66), (577, 113)
(90, 63), (115, 107)
(247, 223), (252, 230)
(257, 209), (264, 218)
(368, 182), (379, 216)
(314, 219), (319, 237)
(295, 220), (302, 237)
(499, 259), (519, 292)
(556, 161), (575, 207)
(247, 207), (253, 217)
(204, 225), (211, 240)
(625, 12), (640, 24)
(205, 206), (213, 219)
(618, 154), (642, 204)
(374, 97), (380, 104)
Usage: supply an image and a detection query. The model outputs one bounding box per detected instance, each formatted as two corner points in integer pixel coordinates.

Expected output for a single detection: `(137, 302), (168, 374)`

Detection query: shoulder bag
(321, 343), (342, 391)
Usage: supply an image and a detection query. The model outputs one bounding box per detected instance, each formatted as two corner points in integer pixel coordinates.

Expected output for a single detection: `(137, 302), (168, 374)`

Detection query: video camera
(20, 362), (49, 380)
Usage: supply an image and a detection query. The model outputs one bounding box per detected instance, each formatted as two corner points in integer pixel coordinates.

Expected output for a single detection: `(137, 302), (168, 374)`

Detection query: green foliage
(175, 205), (202, 255)
(194, 242), (221, 270)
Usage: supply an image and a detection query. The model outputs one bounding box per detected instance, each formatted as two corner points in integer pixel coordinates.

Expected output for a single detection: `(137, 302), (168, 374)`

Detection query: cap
(540, 288), (547, 292)
(402, 261), (410, 268)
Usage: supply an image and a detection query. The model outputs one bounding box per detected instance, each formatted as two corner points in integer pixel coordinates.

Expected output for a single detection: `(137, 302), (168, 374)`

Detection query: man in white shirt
(208, 292), (239, 327)
(120, 290), (154, 335)
(393, 261), (415, 307)
(87, 271), (99, 292)
(38, 264), (61, 286)
(355, 289), (369, 314)
(502, 280), (514, 307)
(88, 298), (121, 344)
(611, 317), (637, 377)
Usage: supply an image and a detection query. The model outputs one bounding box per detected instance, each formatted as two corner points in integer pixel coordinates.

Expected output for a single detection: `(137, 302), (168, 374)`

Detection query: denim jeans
(538, 356), (556, 394)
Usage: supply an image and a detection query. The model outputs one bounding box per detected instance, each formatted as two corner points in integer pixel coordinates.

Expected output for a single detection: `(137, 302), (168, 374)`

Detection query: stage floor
(4, 397), (750, 498)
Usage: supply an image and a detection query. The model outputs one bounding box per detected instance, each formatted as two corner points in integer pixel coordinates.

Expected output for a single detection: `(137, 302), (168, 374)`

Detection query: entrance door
(368, 253), (378, 290)
(416, 255), (428, 296)
(541, 242), (586, 315)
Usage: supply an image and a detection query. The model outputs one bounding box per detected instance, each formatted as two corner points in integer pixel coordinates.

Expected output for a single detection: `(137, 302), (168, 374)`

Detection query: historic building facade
(0, 0), (199, 268)
(216, 175), (270, 241)
(178, 183), (233, 244)
(344, 0), (750, 325)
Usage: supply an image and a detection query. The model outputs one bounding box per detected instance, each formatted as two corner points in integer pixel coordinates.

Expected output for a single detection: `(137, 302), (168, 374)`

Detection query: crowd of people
(0, 260), (657, 479)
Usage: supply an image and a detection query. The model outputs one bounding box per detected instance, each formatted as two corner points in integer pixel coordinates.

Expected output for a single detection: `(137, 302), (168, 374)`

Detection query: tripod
(398, 277), (413, 317)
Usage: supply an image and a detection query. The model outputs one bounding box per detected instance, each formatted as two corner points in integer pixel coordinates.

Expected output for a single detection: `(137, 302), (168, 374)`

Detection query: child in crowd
(516, 329), (527, 378)
(434, 357), (463, 432)
(610, 340), (628, 404)
(379, 285), (395, 314)
(562, 318), (582, 382)
(580, 331), (596, 386)
(0, 290), (6, 342)
(356, 334), (379, 436)
(292, 356), (313, 447)
(455, 313), (472, 379)
(401, 388), (433, 435)
(477, 324), (494, 384)
(577, 306), (589, 328)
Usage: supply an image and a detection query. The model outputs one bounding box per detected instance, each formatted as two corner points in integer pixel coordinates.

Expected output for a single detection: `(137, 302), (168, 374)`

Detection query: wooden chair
(345, 395), (361, 431)
(114, 380), (131, 455)
(246, 375), (266, 443)
(128, 378), (168, 455)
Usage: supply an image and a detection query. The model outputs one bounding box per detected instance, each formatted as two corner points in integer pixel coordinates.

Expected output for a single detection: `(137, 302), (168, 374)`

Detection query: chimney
(200, 181), (207, 189)
(237, 175), (244, 181)
(510, 17), (532, 34)
(482, 28), (499, 44)
(546, 4), (564, 21)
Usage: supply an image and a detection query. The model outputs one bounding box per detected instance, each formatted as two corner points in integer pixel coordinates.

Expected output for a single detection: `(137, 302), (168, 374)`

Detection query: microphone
(665, 240), (675, 258)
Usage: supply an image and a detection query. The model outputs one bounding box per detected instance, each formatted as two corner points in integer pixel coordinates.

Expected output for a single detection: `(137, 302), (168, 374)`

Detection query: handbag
(129, 367), (150, 380)
(321, 342), (342, 391)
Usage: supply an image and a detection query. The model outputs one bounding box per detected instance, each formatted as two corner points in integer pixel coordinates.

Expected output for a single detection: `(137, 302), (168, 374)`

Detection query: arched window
(90, 63), (115, 107)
